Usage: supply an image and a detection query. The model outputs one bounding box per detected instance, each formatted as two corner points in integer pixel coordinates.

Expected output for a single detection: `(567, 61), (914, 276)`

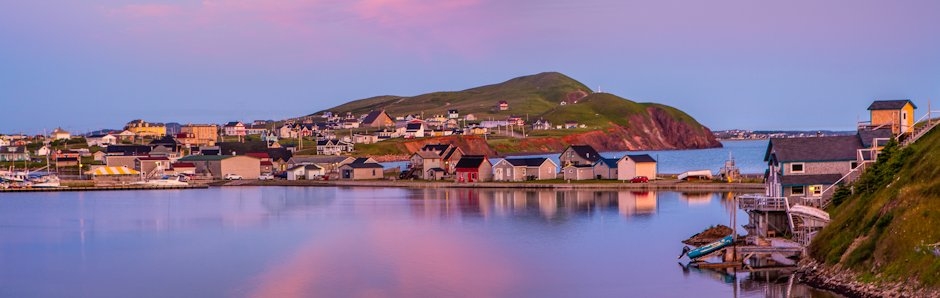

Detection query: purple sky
(2, 0), (939, 135)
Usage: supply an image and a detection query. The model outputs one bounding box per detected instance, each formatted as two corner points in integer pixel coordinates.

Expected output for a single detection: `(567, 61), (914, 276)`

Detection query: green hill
(304, 72), (722, 153)
(314, 72), (592, 119)
(810, 127), (940, 287)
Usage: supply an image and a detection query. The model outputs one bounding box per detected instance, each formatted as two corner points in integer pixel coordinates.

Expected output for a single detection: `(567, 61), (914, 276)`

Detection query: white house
(86, 134), (117, 147)
(51, 127), (71, 140)
(616, 154), (658, 181)
(287, 164), (325, 180)
(562, 165), (595, 180)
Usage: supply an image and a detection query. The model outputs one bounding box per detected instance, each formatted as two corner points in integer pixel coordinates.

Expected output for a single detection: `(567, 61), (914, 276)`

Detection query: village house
(116, 130), (136, 143)
(223, 121), (246, 136)
(455, 155), (492, 182)
(93, 151), (107, 162)
(764, 129), (890, 205)
(169, 162), (196, 175)
(125, 120), (166, 138)
(135, 156), (170, 177)
(287, 164), (324, 180)
(35, 145), (51, 157)
(86, 134), (117, 147)
(404, 122), (426, 138)
(245, 124), (269, 135)
(564, 121), (579, 129)
(409, 150), (443, 179)
(287, 156), (355, 175)
(498, 100), (509, 111)
(361, 110), (395, 128)
(105, 144), (152, 156)
(447, 110), (459, 119)
(562, 164), (595, 180)
(352, 134), (378, 144)
(559, 145), (602, 166)
(0, 146), (29, 161)
(315, 139), (353, 155)
(617, 154), (658, 181)
(246, 152), (275, 174)
(339, 158), (384, 180)
(532, 119), (552, 130)
(866, 99), (917, 135)
(180, 124), (218, 146)
(177, 155), (261, 179)
(50, 127), (71, 140)
(492, 157), (558, 181)
(593, 158), (619, 179)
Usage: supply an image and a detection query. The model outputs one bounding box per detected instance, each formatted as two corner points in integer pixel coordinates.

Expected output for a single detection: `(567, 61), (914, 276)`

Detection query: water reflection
(405, 188), (664, 220)
(0, 187), (837, 297)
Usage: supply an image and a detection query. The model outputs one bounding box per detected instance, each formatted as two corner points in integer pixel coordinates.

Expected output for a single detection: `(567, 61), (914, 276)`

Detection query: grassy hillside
(315, 72), (591, 120)
(809, 128), (940, 286)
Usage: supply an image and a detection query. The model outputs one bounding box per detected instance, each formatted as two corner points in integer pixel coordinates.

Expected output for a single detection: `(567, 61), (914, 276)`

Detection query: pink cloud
(352, 0), (482, 26)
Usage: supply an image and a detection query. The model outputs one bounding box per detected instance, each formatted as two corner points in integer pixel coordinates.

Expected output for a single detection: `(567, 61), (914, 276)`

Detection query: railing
(738, 194), (788, 211)
(902, 110), (940, 147)
(818, 161), (871, 209)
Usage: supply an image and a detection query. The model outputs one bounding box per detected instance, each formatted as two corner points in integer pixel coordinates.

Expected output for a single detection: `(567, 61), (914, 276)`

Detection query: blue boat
(679, 235), (734, 260)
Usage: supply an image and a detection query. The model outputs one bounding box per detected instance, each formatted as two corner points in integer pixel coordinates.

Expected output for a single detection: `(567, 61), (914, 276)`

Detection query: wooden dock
(0, 185), (208, 192)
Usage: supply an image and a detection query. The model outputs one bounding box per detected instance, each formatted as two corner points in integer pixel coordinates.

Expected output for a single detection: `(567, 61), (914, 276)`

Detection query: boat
(132, 175), (189, 187)
(30, 174), (63, 188)
(678, 235), (734, 261)
(678, 170), (713, 181)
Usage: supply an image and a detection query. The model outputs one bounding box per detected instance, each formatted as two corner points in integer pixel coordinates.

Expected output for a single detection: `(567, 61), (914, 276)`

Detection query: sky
(1, 0), (939, 135)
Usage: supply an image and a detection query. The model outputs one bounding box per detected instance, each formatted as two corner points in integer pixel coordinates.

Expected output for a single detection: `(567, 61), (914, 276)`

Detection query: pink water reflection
(251, 222), (520, 297)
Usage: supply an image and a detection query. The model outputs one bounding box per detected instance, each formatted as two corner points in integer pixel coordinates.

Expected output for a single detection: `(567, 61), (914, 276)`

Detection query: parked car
(258, 173), (274, 180)
(630, 176), (649, 183)
(224, 173), (243, 180)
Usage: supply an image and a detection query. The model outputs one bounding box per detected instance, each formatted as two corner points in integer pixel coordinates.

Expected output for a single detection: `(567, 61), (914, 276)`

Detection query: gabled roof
(564, 145), (601, 162)
(868, 99), (916, 110)
(455, 155), (488, 169)
(246, 152), (270, 159)
(414, 150), (441, 159)
(361, 110), (390, 124)
(780, 174), (843, 186)
(351, 157), (377, 164)
(627, 154), (656, 163)
(106, 145), (152, 155)
(0, 146), (26, 154)
(857, 127), (894, 148)
(421, 144), (450, 153)
(288, 164), (323, 172)
(224, 121), (244, 127)
(406, 123), (423, 130)
(503, 157), (552, 167)
(594, 158), (618, 168)
(765, 136), (862, 162)
(266, 148), (292, 162)
(289, 156), (352, 164)
(136, 157), (169, 161)
(343, 163), (384, 169)
(171, 162), (195, 168)
(178, 155), (232, 161)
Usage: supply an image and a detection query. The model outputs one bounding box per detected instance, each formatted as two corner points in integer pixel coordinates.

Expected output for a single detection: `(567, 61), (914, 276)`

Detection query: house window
(811, 185), (823, 196)
(791, 186), (805, 196)
(851, 161), (858, 169)
(790, 163), (804, 173)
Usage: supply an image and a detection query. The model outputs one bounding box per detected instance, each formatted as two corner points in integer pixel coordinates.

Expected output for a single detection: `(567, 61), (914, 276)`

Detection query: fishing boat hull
(686, 235), (734, 260)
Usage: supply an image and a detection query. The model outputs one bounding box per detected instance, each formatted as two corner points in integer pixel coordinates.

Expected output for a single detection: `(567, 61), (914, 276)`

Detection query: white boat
(30, 175), (63, 188)
(133, 175), (189, 187)
(678, 170), (713, 181)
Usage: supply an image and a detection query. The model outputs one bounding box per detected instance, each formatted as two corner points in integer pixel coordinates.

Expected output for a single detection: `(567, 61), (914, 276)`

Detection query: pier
(0, 185), (208, 192)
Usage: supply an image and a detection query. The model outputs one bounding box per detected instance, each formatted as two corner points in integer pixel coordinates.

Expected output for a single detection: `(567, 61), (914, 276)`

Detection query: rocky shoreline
(796, 259), (937, 298)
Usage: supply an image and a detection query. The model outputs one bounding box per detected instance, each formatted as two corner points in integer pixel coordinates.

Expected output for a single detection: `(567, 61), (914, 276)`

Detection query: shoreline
(223, 179), (766, 191)
(796, 259), (937, 298)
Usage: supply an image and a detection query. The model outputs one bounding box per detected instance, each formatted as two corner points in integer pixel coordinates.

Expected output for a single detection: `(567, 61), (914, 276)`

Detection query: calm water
(384, 140), (769, 174)
(0, 187), (838, 297)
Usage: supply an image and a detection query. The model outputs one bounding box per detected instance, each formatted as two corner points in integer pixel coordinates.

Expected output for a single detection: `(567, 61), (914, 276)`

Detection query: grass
(809, 128), (940, 286)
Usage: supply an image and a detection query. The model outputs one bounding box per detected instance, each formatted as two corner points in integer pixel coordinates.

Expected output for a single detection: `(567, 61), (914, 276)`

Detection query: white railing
(902, 110), (940, 147)
(819, 161), (871, 209)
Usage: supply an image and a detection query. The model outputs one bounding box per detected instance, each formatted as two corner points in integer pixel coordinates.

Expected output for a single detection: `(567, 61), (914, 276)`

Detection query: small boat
(133, 175), (189, 187)
(678, 235), (734, 260)
(30, 174), (63, 188)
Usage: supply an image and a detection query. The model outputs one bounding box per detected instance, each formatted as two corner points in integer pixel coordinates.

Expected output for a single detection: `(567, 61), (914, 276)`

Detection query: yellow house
(868, 100), (916, 135)
(124, 119), (166, 137)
